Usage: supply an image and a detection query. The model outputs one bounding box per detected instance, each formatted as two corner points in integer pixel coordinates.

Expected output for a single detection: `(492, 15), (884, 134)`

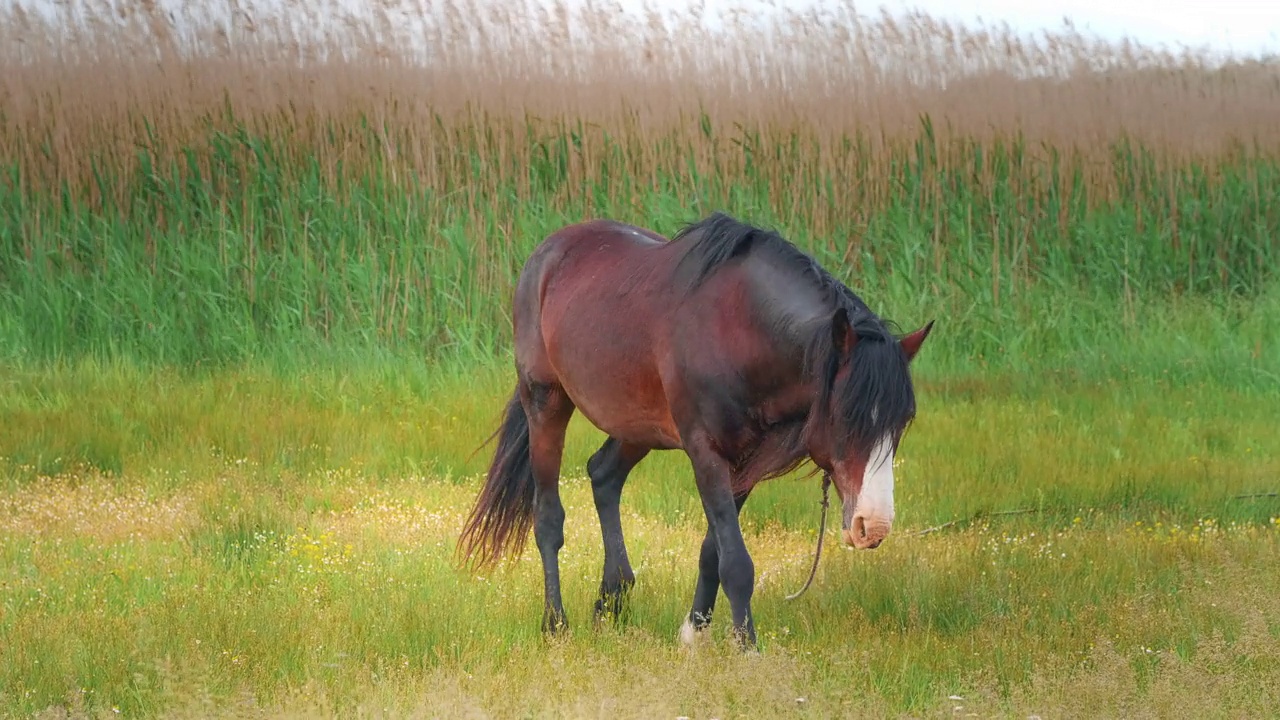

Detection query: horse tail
(457, 388), (536, 569)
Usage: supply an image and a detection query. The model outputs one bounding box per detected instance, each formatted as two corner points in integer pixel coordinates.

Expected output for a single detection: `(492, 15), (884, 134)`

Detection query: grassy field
(2, 0), (1280, 716)
(1, 362), (1279, 717)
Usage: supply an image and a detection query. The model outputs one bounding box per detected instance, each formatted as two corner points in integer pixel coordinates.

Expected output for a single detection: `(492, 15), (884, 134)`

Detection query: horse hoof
(678, 616), (702, 647)
(728, 628), (758, 653)
(593, 596), (625, 626)
(541, 613), (569, 637)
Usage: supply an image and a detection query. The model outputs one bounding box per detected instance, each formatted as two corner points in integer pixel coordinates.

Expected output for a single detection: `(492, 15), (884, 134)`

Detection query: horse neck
(742, 256), (840, 423)
(743, 255), (833, 346)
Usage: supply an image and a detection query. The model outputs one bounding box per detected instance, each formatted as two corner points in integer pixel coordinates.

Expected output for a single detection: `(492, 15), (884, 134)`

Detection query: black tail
(457, 388), (536, 568)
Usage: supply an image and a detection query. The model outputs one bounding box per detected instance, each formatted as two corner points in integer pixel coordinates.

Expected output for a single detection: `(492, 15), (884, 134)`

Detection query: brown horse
(458, 212), (933, 649)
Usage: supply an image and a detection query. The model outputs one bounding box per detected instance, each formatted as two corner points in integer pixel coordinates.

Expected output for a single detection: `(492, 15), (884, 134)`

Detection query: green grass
(1, 359), (1278, 717)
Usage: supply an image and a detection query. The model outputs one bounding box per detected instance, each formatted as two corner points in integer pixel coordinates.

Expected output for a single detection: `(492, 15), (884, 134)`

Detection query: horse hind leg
(523, 378), (576, 636)
(588, 437), (650, 624)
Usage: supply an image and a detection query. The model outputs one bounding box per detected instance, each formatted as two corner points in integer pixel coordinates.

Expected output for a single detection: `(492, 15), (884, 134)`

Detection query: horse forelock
(810, 310), (917, 455)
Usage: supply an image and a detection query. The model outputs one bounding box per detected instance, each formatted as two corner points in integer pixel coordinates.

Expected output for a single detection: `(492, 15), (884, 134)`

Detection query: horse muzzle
(843, 512), (892, 549)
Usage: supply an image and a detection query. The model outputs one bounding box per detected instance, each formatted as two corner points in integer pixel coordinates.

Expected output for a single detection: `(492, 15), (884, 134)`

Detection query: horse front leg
(681, 488), (752, 645)
(682, 433), (757, 650)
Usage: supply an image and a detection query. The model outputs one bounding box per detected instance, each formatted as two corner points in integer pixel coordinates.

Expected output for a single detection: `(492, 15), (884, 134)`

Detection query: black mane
(671, 212), (918, 464)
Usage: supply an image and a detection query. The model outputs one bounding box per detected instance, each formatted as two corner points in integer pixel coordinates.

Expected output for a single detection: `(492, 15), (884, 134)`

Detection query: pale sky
(623, 0), (1279, 58)
(7, 0), (1279, 59)
(894, 0), (1279, 57)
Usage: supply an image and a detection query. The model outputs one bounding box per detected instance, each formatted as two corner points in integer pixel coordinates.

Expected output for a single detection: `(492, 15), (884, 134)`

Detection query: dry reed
(4, 0), (1278, 206)
(1, 0), (1277, 365)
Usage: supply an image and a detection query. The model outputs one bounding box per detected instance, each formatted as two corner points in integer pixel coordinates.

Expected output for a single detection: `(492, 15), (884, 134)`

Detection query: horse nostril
(852, 515), (867, 540)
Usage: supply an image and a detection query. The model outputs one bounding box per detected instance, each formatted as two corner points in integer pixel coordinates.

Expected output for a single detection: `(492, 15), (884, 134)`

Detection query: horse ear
(899, 320), (935, 362)
(831, 308), (856, 356)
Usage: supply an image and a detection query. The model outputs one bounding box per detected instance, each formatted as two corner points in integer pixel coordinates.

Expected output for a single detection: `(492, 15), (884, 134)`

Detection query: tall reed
(1, 0), (1277, 368)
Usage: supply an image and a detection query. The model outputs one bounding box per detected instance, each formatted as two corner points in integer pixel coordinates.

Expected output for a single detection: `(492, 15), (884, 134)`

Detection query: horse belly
(539, 307), (681, 449)
(532, 225), (683, 449)
(558, 352), (683, 449)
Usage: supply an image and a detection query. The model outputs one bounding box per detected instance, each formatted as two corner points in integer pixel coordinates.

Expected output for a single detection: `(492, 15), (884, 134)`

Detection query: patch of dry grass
(0, 477), (195, 543)
(2, 468), (1277, 718)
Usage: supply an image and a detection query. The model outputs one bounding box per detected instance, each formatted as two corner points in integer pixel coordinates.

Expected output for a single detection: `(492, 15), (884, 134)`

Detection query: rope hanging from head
(785, 472), (831, 601)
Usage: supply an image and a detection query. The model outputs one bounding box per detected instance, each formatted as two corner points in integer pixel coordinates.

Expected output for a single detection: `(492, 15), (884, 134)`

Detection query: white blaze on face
(859, 434), (896, 521)
(846, 432), (896, 549)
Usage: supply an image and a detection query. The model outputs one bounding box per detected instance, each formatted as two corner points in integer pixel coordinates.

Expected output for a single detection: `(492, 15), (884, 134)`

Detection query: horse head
(806, 310), (934, 550)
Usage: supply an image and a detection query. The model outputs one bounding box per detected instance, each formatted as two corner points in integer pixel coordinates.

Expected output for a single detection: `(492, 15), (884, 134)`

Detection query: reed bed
(1, 0), (1277, 369)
